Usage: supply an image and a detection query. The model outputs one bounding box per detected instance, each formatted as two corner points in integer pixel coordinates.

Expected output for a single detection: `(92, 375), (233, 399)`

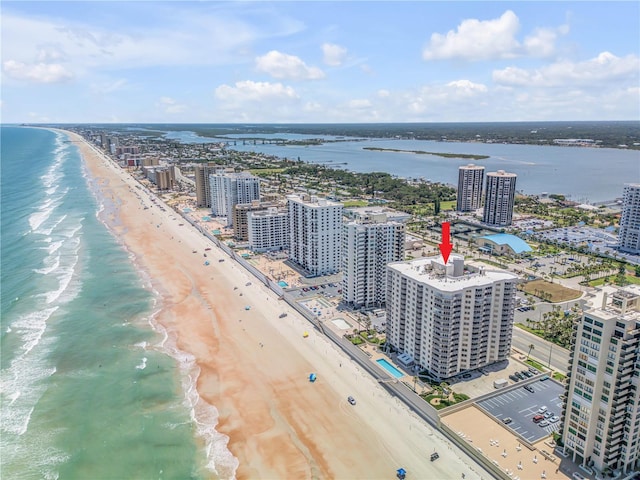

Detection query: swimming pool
(376, 359), (404, 378)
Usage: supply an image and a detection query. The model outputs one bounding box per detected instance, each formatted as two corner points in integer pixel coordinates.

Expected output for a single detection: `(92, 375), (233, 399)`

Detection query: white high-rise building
(210, 172), (261, 224)
(386, 255), (517, 380)
(457, 164), (485, 212)
(562, 285), (640, 475)
(483, 170), (517, 227)
(248, 207), (289, 253)
(619, 183), (640, 254)
(287, 195), (343, 277)
(342, 213), (405, 309)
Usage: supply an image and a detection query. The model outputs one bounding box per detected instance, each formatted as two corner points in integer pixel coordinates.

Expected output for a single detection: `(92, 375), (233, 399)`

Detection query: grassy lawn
(553, 372), (567, 382)
(525, 358), (548, 372)
(521, 279), (582, 302)
(588, 275), (640, 287)
(515, 323), (543, 336)
(249, 168), (286, 175)
(421, 392), (470, 410)
(440, 200), (457, 211)
(343, 199), (370, 207)
(476, 258), (509, 269)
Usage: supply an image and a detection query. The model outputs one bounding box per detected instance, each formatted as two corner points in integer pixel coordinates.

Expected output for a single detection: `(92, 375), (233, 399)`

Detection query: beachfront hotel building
(619, 183), (640, 254)
(342, 212), (405, 309)
(248, 207), (290, 253)
(456, 164), (485, 212)
(561, 285), (640, 475)
(210, 172), (261, 225)
(194, 163), (227, 208)
(386, 255), (517, 380)
(483, 170), (517, 227)
(287, 195), (343, 277)
(233, 200), (280, 241)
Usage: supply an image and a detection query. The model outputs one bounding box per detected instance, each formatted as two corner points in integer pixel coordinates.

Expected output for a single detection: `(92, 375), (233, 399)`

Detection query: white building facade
(287, 195), (343, 277)
(619, 184), (640, 254)
(247, 207), (290, 253)
(457, 164), (485, 212)
(562, 286), (640, 475)
(209, 172), (261, 224)
(483, 170), (517, 227)
(342, 214), (405, 308)
(386, 255), (517, 380)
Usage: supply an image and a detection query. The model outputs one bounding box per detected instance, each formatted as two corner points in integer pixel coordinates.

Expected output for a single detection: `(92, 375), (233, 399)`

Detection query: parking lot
(477, 378), (565, 444)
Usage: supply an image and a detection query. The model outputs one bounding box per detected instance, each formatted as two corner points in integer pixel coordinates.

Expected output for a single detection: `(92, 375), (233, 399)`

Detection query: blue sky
(2, 1), (639, 123)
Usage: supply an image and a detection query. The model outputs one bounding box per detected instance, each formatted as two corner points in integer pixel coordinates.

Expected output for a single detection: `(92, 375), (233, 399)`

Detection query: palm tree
(527, 344), (535, 360)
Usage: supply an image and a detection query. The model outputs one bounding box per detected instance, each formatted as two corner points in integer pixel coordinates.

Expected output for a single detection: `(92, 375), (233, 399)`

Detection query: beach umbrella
(309, 373), (317, 382)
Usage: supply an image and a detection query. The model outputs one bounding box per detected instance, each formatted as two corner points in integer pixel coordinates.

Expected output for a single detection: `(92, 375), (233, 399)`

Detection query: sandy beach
(65, 130), (490, 480)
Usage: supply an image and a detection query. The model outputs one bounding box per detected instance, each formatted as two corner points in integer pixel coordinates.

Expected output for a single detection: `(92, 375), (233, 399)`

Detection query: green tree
(527, 344), (535, 360)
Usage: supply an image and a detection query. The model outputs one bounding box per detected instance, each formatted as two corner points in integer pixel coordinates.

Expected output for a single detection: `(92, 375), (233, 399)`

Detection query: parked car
(538, 420), (550, 427)
(347, 396), (356, 405)
(532, 415), (545, 423)
(522, 370), (533, 378)
(544, 411), (554, 419)
(502, 417), (513, 425)
(515, 372), (525, 380)
(537, 406), (548, 413)
(540, 375), (550, 381)
(279, 313), (288, 318)
(509, 374), (519, 382)
(524, 385), (535, 393)
(549, 416), (560, 423)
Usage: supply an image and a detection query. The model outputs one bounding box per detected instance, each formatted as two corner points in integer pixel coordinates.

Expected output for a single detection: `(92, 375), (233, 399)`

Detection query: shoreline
(59, 127), (489, 479)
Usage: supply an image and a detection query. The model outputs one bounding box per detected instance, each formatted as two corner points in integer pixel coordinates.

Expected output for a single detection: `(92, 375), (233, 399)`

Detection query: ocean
(0, 127), (230, 479)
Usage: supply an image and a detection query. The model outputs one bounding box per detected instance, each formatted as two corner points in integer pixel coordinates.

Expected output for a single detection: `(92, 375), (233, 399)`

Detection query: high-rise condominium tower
(619, 183), (640, 254)
(287, 195), (343, 277)
(209, 172), (261, 225)
(562, 285), (640, 475)
(457, 164), (485, 212)
(342, 212), (405, 309)
(386, 255), (517, 380)
(483, 170), (517, 227)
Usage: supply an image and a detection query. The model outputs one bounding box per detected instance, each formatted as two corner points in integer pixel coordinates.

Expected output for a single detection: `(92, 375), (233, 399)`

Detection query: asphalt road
(511, 327), (570, 373)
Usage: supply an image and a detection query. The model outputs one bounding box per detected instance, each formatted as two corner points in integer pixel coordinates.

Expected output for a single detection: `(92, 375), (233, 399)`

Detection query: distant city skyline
(2, 1), (639, 123)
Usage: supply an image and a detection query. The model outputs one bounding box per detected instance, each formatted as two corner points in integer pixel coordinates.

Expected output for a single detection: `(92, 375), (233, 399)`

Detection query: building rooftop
(479, 233), (532, 254)
(287, 194), (343, 208)
(387, 254), (518, 292)
(586, 285), (640, 323)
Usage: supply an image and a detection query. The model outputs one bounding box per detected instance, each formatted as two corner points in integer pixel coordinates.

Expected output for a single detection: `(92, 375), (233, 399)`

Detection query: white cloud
(446, 80), (488, 96)
(0, 9), (264, 74)
(377, 89), (390, 98)
(158, 96), (187, 114)
(3, 60), (73, 83)
(423, 10), (521, 61)
(493, 52), (640, 87)
(215, 80), (299, 101)
(322, 43), (347, 66)
(255, 50), (325, 80)
(523, 26), (567, 57)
